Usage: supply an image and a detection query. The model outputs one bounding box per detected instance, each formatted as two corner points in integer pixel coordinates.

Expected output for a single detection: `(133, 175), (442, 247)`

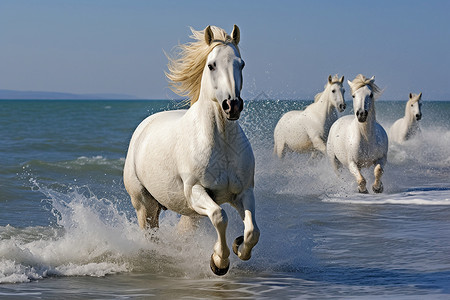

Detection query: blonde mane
(314, 74), (343, 102)
(349, 74), (382, 98)
(166, 26), (239, 106)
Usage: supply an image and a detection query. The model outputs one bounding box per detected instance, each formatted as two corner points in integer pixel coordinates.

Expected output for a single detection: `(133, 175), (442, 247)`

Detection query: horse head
(326, 75), (346, 112)
(348, 75), (381, 123)
(408, 92), (422, 121)
(203, 25), (245, 121)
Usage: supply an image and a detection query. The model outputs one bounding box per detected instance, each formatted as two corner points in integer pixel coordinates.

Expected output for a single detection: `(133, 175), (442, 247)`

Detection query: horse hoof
(210, 254), (229, 276)
(373, 184), (383, 193)
(358, 188), (369, 194)
(232, 236), (244, 256)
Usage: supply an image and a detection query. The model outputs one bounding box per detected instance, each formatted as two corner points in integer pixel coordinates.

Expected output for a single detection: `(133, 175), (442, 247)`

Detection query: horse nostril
(222, 100), (230, 111)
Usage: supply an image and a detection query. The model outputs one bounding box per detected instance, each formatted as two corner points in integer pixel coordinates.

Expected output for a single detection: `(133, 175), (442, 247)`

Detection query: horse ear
(347, 80), (353, 90)
(370, 75), (375, 82)
(205, 26), (214, 45)
(328, 75), (332, 84)
(409, 93), (413, 99)
(418, 92), (422, 99)
(231, 24), (240, 45)
(339, 76), (344, 83)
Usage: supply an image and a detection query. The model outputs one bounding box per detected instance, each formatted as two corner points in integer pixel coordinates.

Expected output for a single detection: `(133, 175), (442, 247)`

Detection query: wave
(0, 181), (261, 283)
(322, 188), (450, 205)
(23, 156), (125, 172)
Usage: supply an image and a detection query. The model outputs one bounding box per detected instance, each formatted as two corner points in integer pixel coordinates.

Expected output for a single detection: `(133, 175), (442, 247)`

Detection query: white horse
(273, 75), (346, 158)
(327, 74), (388, 193)
(123, 25), (259, 276)
(389, 92), (423, 144)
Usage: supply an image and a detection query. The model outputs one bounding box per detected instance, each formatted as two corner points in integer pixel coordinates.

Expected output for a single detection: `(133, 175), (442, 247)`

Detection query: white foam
(0, 182), (232, 283)
(322, 189), (450, 205)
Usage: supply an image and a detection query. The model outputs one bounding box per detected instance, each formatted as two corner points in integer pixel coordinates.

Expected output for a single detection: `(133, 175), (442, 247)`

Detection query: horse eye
(332, 89), (336, 93)
(352, 95), (355, 98)
(208, 64), (214, 71)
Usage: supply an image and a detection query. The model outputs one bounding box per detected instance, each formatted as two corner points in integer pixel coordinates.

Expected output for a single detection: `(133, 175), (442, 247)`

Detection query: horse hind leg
(372, 164), (384, 193)
(131, 187), (164, 229)
(273, 142), (284, 158)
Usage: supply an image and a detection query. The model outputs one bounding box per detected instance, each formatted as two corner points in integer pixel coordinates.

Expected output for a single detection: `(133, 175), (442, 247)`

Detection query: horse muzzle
(338, 103), (346, 112)
(222, 98), (244, 120)
(356, 109), (368, 123)
(416, 113), (422, 121)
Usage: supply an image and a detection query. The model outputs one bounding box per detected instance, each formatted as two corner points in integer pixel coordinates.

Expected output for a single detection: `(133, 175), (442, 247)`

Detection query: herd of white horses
(123, 25), (423, 275)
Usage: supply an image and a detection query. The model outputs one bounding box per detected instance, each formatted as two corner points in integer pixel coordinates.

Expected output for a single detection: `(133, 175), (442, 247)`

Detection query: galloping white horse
(389, 92), (422, 144)
(327, 75), (388, 193)
(273, 75), (346, 158)
(123, 25), (259, 276)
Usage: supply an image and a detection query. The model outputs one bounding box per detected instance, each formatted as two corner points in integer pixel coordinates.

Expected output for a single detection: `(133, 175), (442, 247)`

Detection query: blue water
(1, 99), (450, 298)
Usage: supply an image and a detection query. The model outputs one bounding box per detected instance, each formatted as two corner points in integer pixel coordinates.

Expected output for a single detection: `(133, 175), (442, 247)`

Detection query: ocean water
(1, 99), (450, 299)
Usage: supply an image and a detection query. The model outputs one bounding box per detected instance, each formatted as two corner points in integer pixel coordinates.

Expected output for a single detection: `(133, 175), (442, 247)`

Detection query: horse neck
(194, 95), (238, 142)
(358, 103), (377, 140)
(317, 90), (337, 120)
(404, 101), (416, 124)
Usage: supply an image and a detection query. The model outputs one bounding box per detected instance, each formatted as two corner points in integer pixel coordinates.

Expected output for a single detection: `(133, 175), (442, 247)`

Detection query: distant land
(0, 89), (141, 100)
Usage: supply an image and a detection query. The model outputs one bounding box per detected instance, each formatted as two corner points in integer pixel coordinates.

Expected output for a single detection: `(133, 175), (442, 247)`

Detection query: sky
(1, 0), (449, 100)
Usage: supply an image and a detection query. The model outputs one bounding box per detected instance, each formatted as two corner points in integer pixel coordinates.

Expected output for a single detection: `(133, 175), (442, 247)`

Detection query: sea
(1, 99), (449, 299)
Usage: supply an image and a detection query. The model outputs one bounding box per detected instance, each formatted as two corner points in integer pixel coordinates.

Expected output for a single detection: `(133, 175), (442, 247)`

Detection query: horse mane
(314, 74), (343, 103)
(165, 26), (239, 106)
(349, 74), (382, 99)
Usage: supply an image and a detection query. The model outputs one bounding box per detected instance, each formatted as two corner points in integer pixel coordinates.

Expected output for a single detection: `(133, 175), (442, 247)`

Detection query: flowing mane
(349, 74), (382, 99)
(314, 74), (343, 102)
(166, 26), (240, 106)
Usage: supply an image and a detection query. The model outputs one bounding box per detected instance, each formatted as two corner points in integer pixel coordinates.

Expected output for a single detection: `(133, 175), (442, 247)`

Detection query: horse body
(389, 93), (422, 144)
(327, 74), (388, 193)
(328, 115), (388, 168)
(123, 25), (259, 276)
(274, 75), (345, 157)
(126, 104), (254, 213)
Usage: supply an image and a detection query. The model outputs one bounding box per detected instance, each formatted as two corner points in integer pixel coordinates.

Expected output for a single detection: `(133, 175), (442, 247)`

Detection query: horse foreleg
(189, 184), (230, 276)
(348, 161), (367, 193)
(372, 163), (384, 193)
(230, 189), (260, 261)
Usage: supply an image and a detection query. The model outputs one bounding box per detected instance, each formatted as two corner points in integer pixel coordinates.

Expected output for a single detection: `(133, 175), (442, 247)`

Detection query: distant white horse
(273, 75), (346, 158)
(389, 92), (422, 144)
(123, 25), (259, 276)
(327, 74), (388, 193)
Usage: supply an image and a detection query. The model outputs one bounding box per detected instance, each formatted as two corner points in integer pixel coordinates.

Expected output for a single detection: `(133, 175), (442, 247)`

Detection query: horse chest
(202, 157), (244, 196)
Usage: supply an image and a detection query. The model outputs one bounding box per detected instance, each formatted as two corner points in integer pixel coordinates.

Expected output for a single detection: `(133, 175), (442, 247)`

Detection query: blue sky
(1, 0), (449, 100)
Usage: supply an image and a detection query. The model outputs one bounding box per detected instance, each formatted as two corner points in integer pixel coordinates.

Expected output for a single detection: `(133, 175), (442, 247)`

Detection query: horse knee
(210, 207), (228, 230)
